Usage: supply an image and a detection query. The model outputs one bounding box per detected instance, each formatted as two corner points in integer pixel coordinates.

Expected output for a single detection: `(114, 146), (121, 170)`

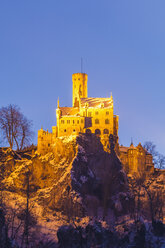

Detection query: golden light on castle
(38, 72), (154, 174)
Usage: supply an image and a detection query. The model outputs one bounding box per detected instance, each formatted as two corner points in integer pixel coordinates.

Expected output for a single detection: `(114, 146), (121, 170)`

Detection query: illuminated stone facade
(120, 143), (154, 174)
(37, 72), (154, 173)
(38, 73), (119, 153)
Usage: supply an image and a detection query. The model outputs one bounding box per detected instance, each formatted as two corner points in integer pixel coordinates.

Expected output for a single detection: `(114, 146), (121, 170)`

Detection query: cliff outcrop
(1, 134), (133, 219)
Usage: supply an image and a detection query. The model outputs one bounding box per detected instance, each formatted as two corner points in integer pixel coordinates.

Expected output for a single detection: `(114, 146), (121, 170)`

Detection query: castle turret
(72, 73), (88, 107)
(56, 97), (61, 119)
(56, 98), (61, 137)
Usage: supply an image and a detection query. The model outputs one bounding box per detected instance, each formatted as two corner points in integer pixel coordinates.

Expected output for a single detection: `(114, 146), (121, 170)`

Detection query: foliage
(143, 141), (165, 169)
(0, 104), (33, 150)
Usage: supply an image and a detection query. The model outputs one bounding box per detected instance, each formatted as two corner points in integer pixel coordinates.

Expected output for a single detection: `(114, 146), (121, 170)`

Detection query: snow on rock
(2, 134), (133, 219)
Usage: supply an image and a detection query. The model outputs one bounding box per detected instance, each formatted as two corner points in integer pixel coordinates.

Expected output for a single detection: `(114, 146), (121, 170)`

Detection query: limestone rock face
(71, 134), (132, 216)
(1, 134), (132, 217)
(2, 136), (77, 193)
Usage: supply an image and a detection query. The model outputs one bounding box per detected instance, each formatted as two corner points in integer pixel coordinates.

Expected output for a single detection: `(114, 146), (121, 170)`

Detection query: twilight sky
(0, 1), (165, 154)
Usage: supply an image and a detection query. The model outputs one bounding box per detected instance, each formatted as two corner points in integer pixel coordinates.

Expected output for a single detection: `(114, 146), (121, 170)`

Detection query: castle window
(106, 111), (109, 115)
(78, 78), (80, 80)
(95, 129), (101, 135)
(105, 119), (109, 124)
(81, 119), (83, 123)
(64, 129), (66, 132)
(73, 129), (75, 132)
(95, 111), (98, 115)
(61, 120), (65, 124)
(103, 129), (109, 134)
(67, 120), (70, 124)
(95, 119), (99, 124)
(77, 120), (79, 124)
(86, 129), (91, 134)
(48, 143), (50, 147)
(88, 112), (92, 117)
(73, 120), (75, 124)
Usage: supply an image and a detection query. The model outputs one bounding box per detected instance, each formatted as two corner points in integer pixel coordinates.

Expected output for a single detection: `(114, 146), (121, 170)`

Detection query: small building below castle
(120, 142), (154, 174)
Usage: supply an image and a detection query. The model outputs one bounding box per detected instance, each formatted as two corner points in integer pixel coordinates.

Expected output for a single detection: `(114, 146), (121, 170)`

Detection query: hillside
(0, 134), (164, 247)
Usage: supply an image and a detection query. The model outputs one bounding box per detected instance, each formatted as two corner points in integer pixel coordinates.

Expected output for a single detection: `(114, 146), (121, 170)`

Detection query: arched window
(88, 112), (92, 117)
(103, 129), (109, 134)
(86, 129), (91, 134)
(95, 119), (99, 124)
(105, 119), (109, 124)
(95, 129), (101, 135)
(64, 129), (66, 132)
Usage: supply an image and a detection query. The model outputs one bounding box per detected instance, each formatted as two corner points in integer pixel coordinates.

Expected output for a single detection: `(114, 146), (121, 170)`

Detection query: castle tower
(72, 73), (88, 107)
(56, 97), (61, 137)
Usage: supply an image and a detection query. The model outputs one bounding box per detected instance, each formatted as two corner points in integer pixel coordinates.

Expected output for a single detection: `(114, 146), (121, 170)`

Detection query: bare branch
(0, 104), (33, 150)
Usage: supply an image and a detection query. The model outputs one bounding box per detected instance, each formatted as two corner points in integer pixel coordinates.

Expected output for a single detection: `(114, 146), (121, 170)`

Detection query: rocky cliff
(0, 134), (133, 220)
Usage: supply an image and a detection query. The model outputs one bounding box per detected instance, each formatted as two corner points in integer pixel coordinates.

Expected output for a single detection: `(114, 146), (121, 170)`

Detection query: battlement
(72, 73), (88, 80)
(37, 128), (54, 154)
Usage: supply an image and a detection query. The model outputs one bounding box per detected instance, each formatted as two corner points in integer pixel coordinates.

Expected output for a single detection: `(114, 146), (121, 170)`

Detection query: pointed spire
(131, 137), (133, 145)
(110, 92), (113, 100)
(57, 97), (60, 108)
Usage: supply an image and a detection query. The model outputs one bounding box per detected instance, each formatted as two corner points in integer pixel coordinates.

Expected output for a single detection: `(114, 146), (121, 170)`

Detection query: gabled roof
(119, 146), (129, 153)
(119, 144), (152, 156)
(80, 97), (113, 108)
(59, 107), (79, 116)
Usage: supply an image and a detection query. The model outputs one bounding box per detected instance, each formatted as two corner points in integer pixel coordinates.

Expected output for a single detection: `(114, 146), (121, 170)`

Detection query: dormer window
(101, 103), (104, 108)
(85, 102), (89, 108)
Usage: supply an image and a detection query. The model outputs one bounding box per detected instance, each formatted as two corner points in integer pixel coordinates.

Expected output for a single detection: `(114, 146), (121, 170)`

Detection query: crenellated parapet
(37, 128), (54, 155)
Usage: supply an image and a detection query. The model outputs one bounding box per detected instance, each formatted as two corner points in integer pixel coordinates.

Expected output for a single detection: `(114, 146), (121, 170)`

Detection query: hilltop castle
(37, 72), (154, 174)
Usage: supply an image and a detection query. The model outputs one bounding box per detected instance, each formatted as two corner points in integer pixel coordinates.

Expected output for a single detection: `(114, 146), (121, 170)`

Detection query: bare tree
(143, 141), (165, 169)
(128, 172), (146, 222)
(0, 104), (33, 150)
(155, 153), (165, 169)
(129, 170), (164, 226)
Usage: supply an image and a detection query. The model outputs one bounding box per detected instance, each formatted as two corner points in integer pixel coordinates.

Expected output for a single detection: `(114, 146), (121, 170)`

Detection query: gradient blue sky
(0, 1), (164, 154)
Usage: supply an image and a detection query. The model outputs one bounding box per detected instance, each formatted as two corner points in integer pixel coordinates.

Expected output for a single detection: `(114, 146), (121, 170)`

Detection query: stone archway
(86, 129), (92, 134)
(95, 129), (101, 136)
(103, 129), (109, 134)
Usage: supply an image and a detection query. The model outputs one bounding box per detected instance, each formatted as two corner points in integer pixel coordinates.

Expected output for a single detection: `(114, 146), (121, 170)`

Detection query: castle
(38, 72), (154, 174)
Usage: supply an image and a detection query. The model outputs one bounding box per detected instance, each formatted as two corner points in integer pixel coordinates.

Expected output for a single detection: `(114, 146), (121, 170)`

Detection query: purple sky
(0, 1), (165, 155)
